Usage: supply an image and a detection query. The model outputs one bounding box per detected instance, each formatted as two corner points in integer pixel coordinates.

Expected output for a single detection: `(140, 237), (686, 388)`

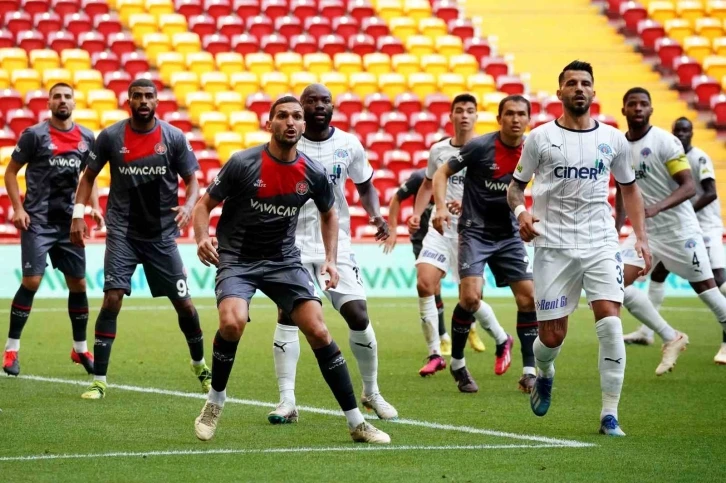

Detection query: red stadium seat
(1, 0), (19, 18)
(0, 224), (20, 239)
(204, 0), (232, 20)
(0, 28), (14, 48)
(433, 0), (459, 23)
(121, 52), (149, 78)
(590, 97), (601, 116)
(330, 111), (349, 131)
(365, 93), (392, 118)
(655, 37), (683, 70)
(397, 132), (425, 157)
(496, 75), (525, 95)
(290, 34), (317, 55)
(691, 75), (720, 109)
(24, 0), (49, 16)
(349, 0), (375, 23)
(51, 0), (79, 17)
(0, 89), (24, 117)
(7, 108), (36, 137)
(203, 33), (232, 55)
(94, 13), (123, 38)
(134, 71), (163, 92)
(531, 112), (555, 128)
(349, 205), (368, 235)
(619, 1), (647, 34)
(164, 111), (194, 132)
(5, 12), (32, 39)
(186, 131), (206, 150)
(371, 168), (398, 193)
(92, 52), (119, 76)
(25, 89), (48, 118)
(380, 111), (408, 137)
(673, 55), (703, 89)
(78, 31), (106, 55)
(543, 95), (563, 117)
(377, 35), (405, 56)
(448, 18), (475, 41)
(440, 112), (453, 136)
(382, 149), (412, 173)
(217, 15), (244, 37)
(336, 92), (363, 118)
(175, 0), (204, 18)
(481, 56), (509, 81)
(464, 37), (491, 60)
(17, 31), (45, 53)
(425, 131), (446, 148)
(395, 92), (422, 118)
(351, 111), (379, 138)
(349, 33), (376, 56)
(246, 92), (272, 118)
(606, 0), (625, 16)
(107, 32), (136, 57)
(232, 33), (260, 55)
(361, 17), (389, 39)
(637, 19), (665, 52)
(291, 0), (317, 21)
(261, 33), (289, 56)
(425, 93), (451, 118)
(410, 111), (438, 137)
(81, 0), (109, 18)
(47, 31), (76, 54)
(276, 16), (303, 38)
(0, 128), (16, 148)
(205, 166), (221, 186)
(65, 12), (92, 38)
(525, 94), (541, 115)
(104, 71), (132, 97)
(333, 16), (359, 38)
(320, 0), (345, 19)
(710, 93), (726, 127)
(233, 0), (260, 18)
(412, 150), (428, 168)
(367, 132), (394, 160)
(319, 34), (346, 57)
(260, 0), (287, 21)
(247, 15), (274, 38)
(155, 92), (179, 118)
(195, 149), (222, 173)
(366, 150), (380, 170)
(305, 16), (332, 37)
(35, 12), (62, 40)
(189, 14), (217, 38)
(118, 91), (130, 114)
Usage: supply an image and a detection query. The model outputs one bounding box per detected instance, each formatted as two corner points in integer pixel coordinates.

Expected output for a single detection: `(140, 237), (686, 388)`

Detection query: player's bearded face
(269, 105), (305, 147)
(303, 94), (333, 130)
(129, 88), (158, 123)
(672, 121), (692, 148)
(48, 87), (75, 121)
(623, 94), (652, 129)
(558, 72), (594, 116)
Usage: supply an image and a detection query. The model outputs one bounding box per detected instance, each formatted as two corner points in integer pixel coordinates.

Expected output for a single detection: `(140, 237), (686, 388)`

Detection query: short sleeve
(207, 158), (242, 201)
(696, 151), (715, 182)
(660, 133), (686, 164)
(513, 131), (539, 183)
(86, 129), (110, 172)
(447, 138), (480, 174)
(172, 129), (199, 177)
(348, 138), (374, 184)
(312, 166), (336, 213)
(396, 170), (424, 200)
(611, 132), (636, 185)
(10, 129), (37, 165)
(81, 132), (96, 170)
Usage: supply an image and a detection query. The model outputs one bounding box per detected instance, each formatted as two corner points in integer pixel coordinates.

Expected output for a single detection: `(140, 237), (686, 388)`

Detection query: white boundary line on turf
(16, 375), (594, 448)
(0, 443), (576, 463)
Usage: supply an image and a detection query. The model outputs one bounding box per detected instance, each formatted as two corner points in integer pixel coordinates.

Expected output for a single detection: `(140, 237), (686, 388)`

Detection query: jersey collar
(555, 119), (599, 133)
(625, 125), (653, 143)
(302, 126), (335, 142)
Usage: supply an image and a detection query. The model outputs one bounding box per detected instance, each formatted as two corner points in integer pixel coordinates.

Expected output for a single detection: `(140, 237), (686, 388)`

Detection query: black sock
(8, 285), (36, 340)
(451, 304), (474, 360)
(68, 291), (89, 343)
(313, 341), (357, 411)
(435, 294), (446, 336)
(178, 311), (204, 362)
(93, 308), (118, 376)
(723, 331), (726, 344)
(516, 311), (538, 368)
(211, 330), (239, 392)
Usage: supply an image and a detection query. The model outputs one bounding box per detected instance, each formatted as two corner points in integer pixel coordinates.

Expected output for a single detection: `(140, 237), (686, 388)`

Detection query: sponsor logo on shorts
(295, 181), (309, 195)
(685, 239), (697, 248)
(49, 157), (82, 168)
(460, 262), (470, 270)
(250, 199), (298, 217)
(536, 295), (568, 311)
(154, 143), (167, 155)
(77, 140), (89, 153)
(23, 262), (31, 269)
(118, 165), (167, 176)
(421, 249), (446, 263)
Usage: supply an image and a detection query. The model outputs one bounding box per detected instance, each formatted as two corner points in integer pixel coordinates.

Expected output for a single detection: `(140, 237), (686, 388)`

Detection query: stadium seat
(390, 54), (419, 76)
(448, 18), (475, 41)
(637, 19), (666, 52)
(0, 69), (8, 89)
(108, 32), (136, 58)
(0, 48), (28, 73)
(303, 52), (332, 75)
(350, 111), (378, 138)
(397, 131), (425, 157)
(321, 35), (348, 58)
(440, 112), (453, 135)
(708, 0), (726, 20)
(0, 129), (16, 148)
(73, 108), (100, 130)
(389, 17), (418, 42)
(337, 92), (363, 118)
(245, 92), (271, 119)
(329, 110), (349, 131)
(481, 56), (509, 81)
(64, 12), (93, 41)
(135, 71), (163, 92)
(4, 12), (32, 39)
(196, 149), (221, 174)
(29, 49), (60, 72)
(365, 93), (392, 118)
(94, 13), (123, 38)
(229, 71), (259, 99)
(497, 75), (526, 95)
(200, 71), (229, 94)
(664, 18), (693, 43)
(406, 35), (435, 57)
(465, 37), (491, 60)
(246, 52), (275, 75)
(332, 52), (361, 75)
(171, 71), (200, 105)
(121, 52), (149, 78)
(155, 91), (179, 118)
(365, 150), (380, 170)
(410, 111), (438, 137)
(232, 33), (260, 56)
(648, 1), (677, 24)
(468, 73), (496, 99)
(382, 149), (412, 173)
(713, 36), (726, 56)
(676, 0), (704, 22)
(25, 89), (48, 118)
(186, 91), (214, 124)
(276, 15), (303, 38)
(260, 71), (290, 97)
(408, 72), (436, 99)
(11, 69), (41, 96)
(710, 93), (726, 126)
(289, 71), (317, 94)
(420, 54), (449, 76)
(186, 131), (206, 151)
(395, 92), (422, 117)
(233, 0), (259, 17)
(229, 110), (258, 134)
(683, 36), (712, 63)
(438, 73), (466, 98)
(691, 74), (720, 108)
(371, 168), (398, 192)
(695, 17), (723, 41)
(216, 15), (244, 37)
(205, 0), (232, 19)
(378, 72), (407, 99)
(291, 0), (317, 21)
(216, 52), (244, 76)
(673, 55), (703, 88)
(186, 51), (215, 76)
(377, 35), (405, 56)
(200, 111), (229, 145)
(305, 16), (333, 37)
(361, 17), (389, 40)
(319, 71), (348, 99)
(348, 71), (378, 98)
(655, 37), (684, 69)
(146, 0), (175, 17)
(363, 52), (391, 75)
(19, 0), (45, 16)
(73, 69), (103, 96)
(419, 17), (448, 40)
(436, 35), (464, 57)
(76, 32), (105, 56)
(349, 0), (375, 23)
(158, 13), (188, 37)
(189, 14), (216, 38)
(449, 54), (479, 76)
(333, 17), (359, 38)
(290, 33), (317, 55)
(531, 112), (555, 128)
(704, 55), (726, 81)
(620, 1), (648, 33)
(349, 206), (368, 235)
(116, 0), (144, 24)
(243, 130), (268, 148)
(542, 95), (563, 117)
(474, 111), (497, 135)
(156, 51), (185, 85)
(17, 31), (45, 54)
(261, 0), (287, 21)
(246, 14), (274, 38)
(35, 12), (62, 40)
(164, 111), (193, 132)
(100, 109), (127, 128)
(48, 32), (76, 54)
(321, 0), (345, 19)
(203, 33), (232, 56)
(367, 132), (394, 160)
(172, 32), (202, 54)
(380, 111), (408, 136)
(87, 89), (117, 116)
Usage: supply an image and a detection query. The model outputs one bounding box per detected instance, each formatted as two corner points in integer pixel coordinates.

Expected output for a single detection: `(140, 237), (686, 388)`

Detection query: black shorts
(458, 231), (533, 287)
(215, 259), (321, 315)
(21, 224), (85, 279)
(412, 239), (423, 259)
(104, 234), (190, 299)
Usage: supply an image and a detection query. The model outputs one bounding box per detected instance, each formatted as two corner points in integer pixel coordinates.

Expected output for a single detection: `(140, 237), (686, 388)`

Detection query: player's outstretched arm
(356, 179), (389, 241)
(431, 164), (455, 235)
(319, 206), (340, 290)
(173, 173), (200, 229)
(507, 179), (539, 242)
(644, 169), (696, 218)
(70, 168), (100, 247)
(4, 161), (29, 231)
(383, 194), (401, 254)
(619, 182), (652, 275)
(192, 193), (220, 267)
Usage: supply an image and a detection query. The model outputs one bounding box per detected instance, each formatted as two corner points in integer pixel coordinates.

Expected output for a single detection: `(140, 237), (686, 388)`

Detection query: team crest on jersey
(154, 143), (167, 155)
(615, 252), (622, 263)
(685, 239), (697, 249)
(295, 181), (309, 195)
(597, 143), (612, 156)
(699, 157), (707, 165)
(77, 140), (88, 153)
(641, 147), (652, 158)
(334, 148), (349, 160)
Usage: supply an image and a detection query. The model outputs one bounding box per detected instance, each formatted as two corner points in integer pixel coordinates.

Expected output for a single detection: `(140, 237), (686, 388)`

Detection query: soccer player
(508, 60), (651, 436)
(409, 94), (499, 378)
(432, 95), (538, 394)
(70, 79), (211, 398)
(192, 96), (390, 444)
(267, 84), (397, 424)
(2, 82), (101, 376)
(616, 89), (726, 369)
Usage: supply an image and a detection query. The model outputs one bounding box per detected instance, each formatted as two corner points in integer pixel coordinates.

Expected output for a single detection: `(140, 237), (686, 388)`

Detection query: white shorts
(303, 251), (367, 311)
(415, 228), (460, 283)
(621, 232), (713, 283)
(702, 228), (725, 270)
(533, 241), (625, 321)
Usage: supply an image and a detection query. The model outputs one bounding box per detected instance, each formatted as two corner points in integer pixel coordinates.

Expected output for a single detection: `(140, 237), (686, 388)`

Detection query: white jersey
(629, 126), (701, 238)
(514, 119), (635, 249)
(295, 128), (374, 262)
(426, 138), (465, 238)
(687, 146), (723, 232)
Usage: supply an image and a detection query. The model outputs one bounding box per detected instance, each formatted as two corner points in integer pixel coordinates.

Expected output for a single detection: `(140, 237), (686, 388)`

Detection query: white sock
(4, 338), (19, 351)
(419, 296), (440, 355)
(533, 337), (561, 379)
(474, 301), (507, 345)
(350, 324), (379, 397)
(72, 340), (88, 353)
(441, 332), (451, 343)
(596, 316), (626, 421)
(698, 287), (726, 333)
(344, 407), (365, 429)
(94, 375), (107, 383)
(647, 281), (665, 311)
(623, 285), (676, 342)
(523, 366), (536, 376)
(191, 358), (206, 367)
(451, 357), (465, 371)
(720, 282), (726, 297)
(273, 323), (300, 405)
(208, 388), (226, 407)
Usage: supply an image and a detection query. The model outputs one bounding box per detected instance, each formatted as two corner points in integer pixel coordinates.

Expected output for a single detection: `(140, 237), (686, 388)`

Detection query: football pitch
(0, 296), (723, 482)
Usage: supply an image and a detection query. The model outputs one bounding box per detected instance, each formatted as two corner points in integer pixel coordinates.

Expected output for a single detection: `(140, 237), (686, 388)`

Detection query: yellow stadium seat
(186, 91), (214, 125)
(145, 0), (174, 18)
(30, 50), (60, 72)
(389, 17), (418, 42)
(95, 165), (111, 188)
(12, 69), (41, 96)
(1, 146), (14, 165)
(246, 52), (275, 75)
(157, 51), (185, 85)
(696, 17), (724, 41)
(170, 71), (199, 106)
(377, 0), (404, 21)
(74, 90), (87, 108)
(378, 72), (407, 99)
(391, 54), (420, 76)
(418, 17), (447, 39)
(186, 51), (215, 76)
(61, 49), (91, 73)
(407, 72), (436, 98)
(290, 71), (318, 94)
(303, 53), (332, 75)
(449, 54), (478, 76)
(260, 72), (290, 98)
(648, 1), (677, 24)
(229, 110), (259, 135)
(349, 72), (378, 98)
(420, 54), (448, 75)
(199, 111), (229, 145)
(0, 48), (28, 72)
(319, 72), (348, 99)
(116, 0), (145, 25)
(474, 111), (497, 135)
(142, 33), (172, 67)
(215, 91), (244, 117)
(41, 68), (71, 91)
(200, 71), (229, 94)
(73, 70), (103, 95)
(467, 73), (496, 99)
(438, 73), (466, 98)
(215, 131), (244, 160)
(406, 35), (435, 56)
(275, 52), (304, 77)
(676, 1), (705, 22)
(363, 53), (391, 75)
(683, 36), (713, 63)
(73, 109), (100, 131)
(216, 52), (245, 76)
(172, 32), (201, 54)
(129, 13), (157, 44)
(714, 36), (726, 56)
(435, 35), (464, 57)
(707, 0), (726, 20)
(100, 109), (128, 128)
(704, 55), (726, 80)
(229, 72), (260, 99)
(158, 13), (187, 36)
(403, 0), (432, 21)
(482, 92), (507, 112)
(334, 53), (363, 75)
(86, 89), (118, 115)
(664, 18), (693, 43)
(243, 131), (269, 149)
(0, 70), (9, 89)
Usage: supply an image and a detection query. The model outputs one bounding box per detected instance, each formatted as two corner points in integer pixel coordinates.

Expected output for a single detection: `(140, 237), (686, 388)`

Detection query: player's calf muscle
(539, 318), (568, 347)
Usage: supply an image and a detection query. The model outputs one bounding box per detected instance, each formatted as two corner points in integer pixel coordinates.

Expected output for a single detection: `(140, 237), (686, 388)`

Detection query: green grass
(0, 296), (724, 482)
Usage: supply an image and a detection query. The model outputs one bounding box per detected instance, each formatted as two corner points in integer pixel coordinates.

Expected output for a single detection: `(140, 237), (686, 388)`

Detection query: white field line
(0, 443), (576, 463)
(16, 375), (594, 448)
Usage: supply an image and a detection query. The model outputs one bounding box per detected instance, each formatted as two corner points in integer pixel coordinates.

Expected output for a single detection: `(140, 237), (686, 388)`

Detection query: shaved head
(301, 83), (334, 137)
(301, 83), (332, 101)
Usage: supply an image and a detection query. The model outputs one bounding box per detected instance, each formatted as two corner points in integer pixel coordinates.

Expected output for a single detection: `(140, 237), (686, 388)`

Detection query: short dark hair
(498, 95), (531, 117)
(673, 116), (691, 126)
(451, 93), (478, 112)
(127, 78), (157, 97)
(49, 82), (73, 96)
(622, 87), (651, 104)
(270, 95), (302, 117)
(558, 60), (594, 86)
